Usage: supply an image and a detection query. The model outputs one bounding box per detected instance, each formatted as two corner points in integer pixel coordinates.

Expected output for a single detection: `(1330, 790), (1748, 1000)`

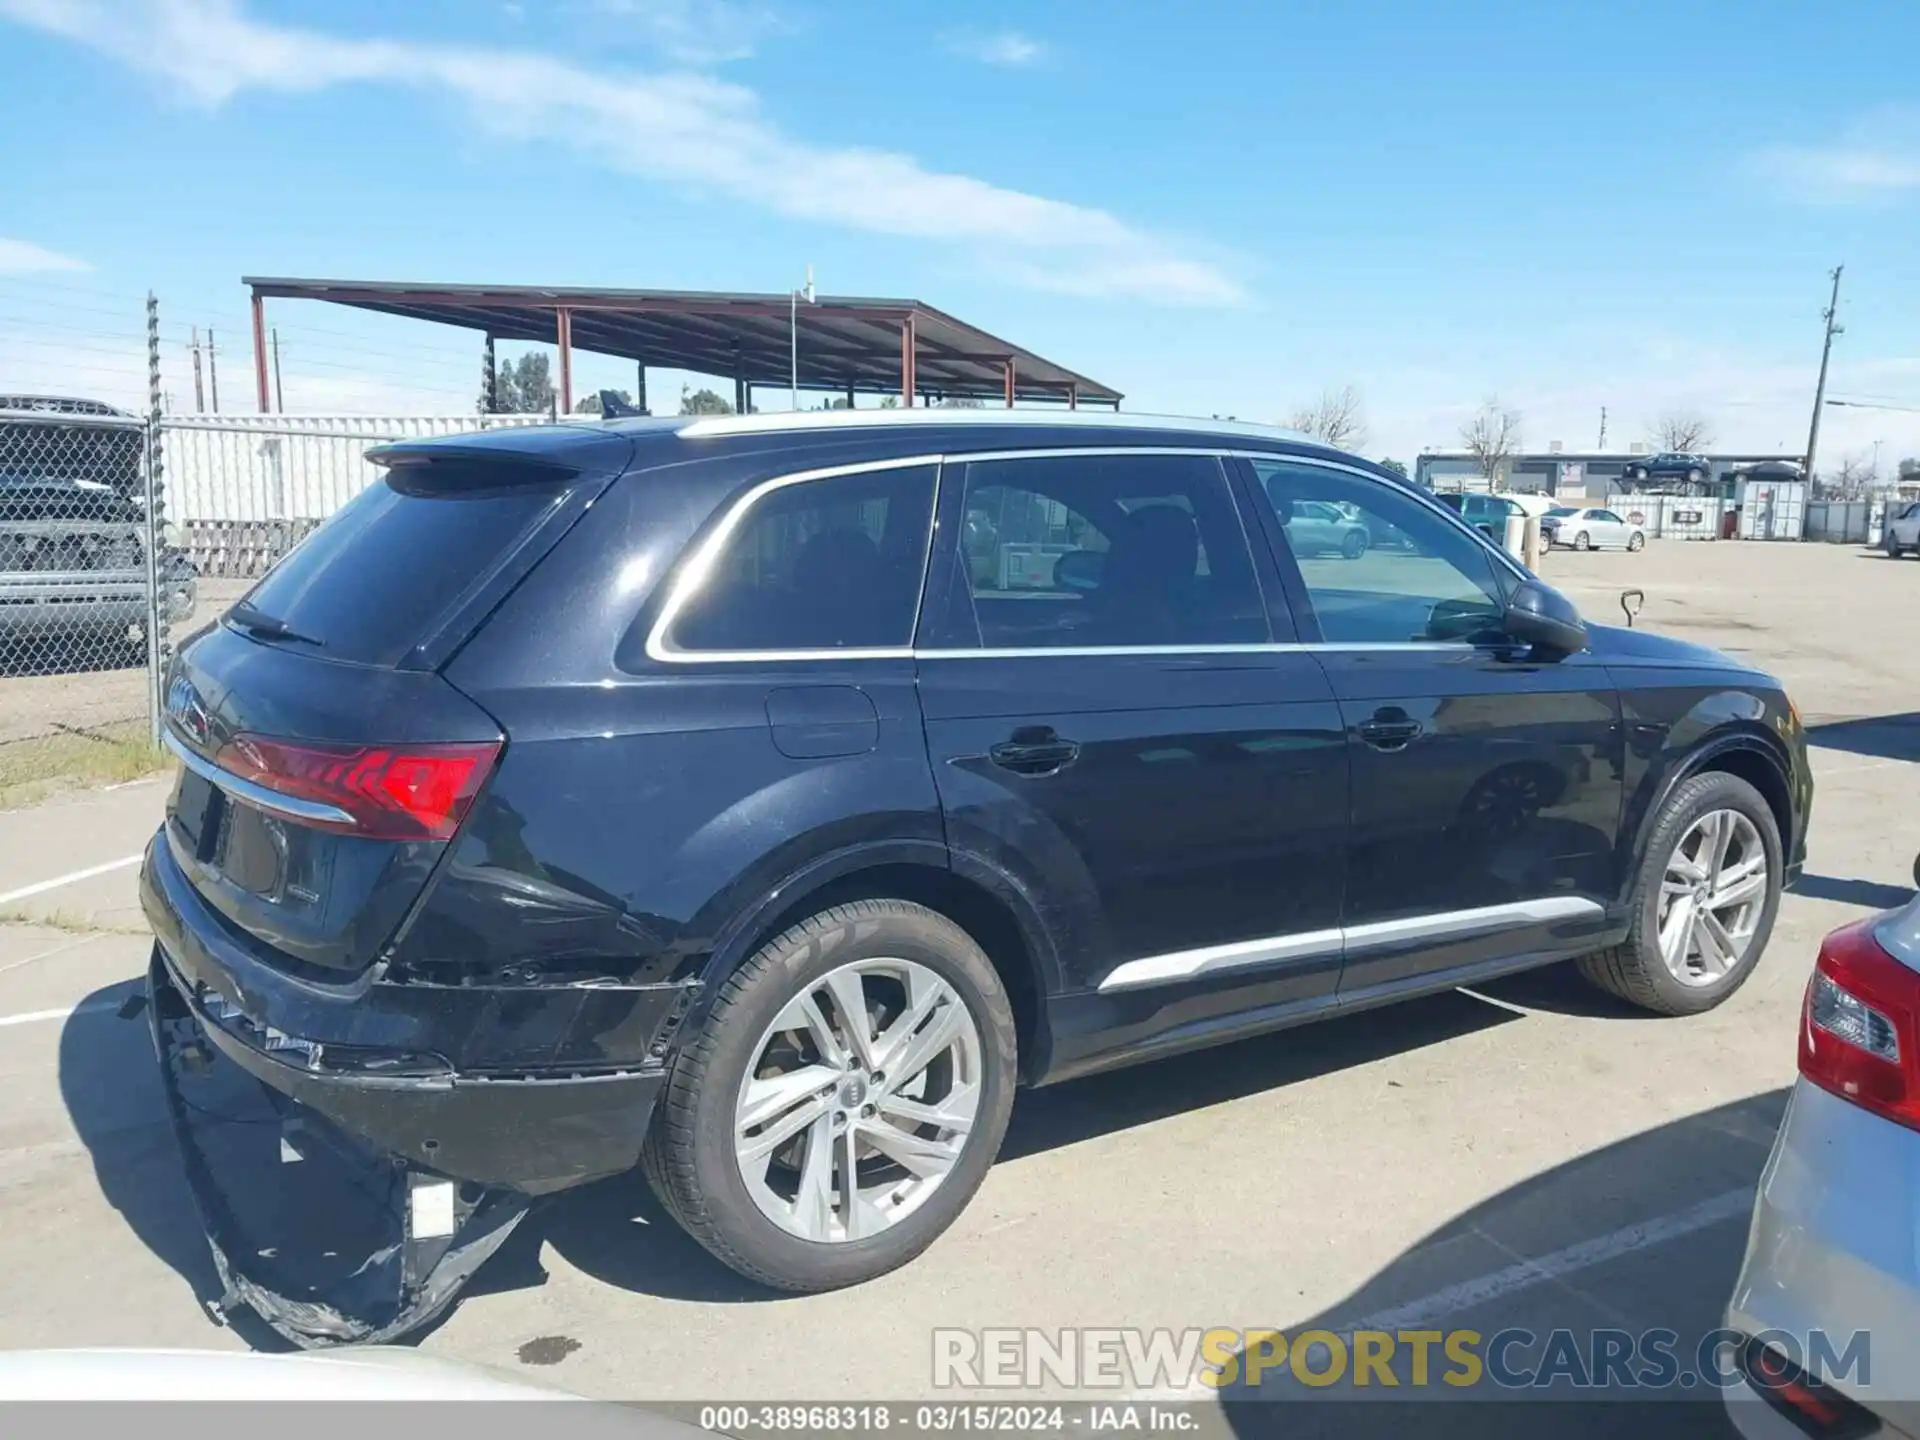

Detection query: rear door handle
(1358, 712), (1423, 751)
(990, 727), (1080, 776)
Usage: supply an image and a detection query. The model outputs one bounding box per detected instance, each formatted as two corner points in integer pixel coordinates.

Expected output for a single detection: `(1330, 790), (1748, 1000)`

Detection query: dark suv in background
(144, 410), (1810, 1317)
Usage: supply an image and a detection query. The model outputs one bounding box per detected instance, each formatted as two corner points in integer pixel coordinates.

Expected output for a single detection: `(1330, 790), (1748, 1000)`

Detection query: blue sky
(3, 0), (1918, 467)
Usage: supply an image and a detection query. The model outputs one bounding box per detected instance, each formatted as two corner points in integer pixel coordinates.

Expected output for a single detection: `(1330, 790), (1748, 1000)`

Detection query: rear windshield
(239, 464), (567, 666)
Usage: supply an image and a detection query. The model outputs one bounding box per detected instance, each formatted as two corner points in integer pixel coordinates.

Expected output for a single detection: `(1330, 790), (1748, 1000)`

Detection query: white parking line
(0, 854), (143, 908)
(0, 997), (122, 1029)
(1132, 1187), (1752, 1399)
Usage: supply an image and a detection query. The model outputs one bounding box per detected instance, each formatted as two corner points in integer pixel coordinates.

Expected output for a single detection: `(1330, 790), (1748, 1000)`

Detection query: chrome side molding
(1097, 896), (1605, 993)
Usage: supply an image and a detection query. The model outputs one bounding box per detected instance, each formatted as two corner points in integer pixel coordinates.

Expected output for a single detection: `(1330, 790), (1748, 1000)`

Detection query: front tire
(642, 899), (1017, 1292)
(1341, 530), (1369, 560)
(1576, 771), (1782, 1015)
(1627, 532), (1645, 552)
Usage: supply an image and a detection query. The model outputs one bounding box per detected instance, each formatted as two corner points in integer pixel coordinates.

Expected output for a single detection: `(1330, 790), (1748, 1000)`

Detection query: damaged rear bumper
(149, 954), (533, 1347)
(142, 831), (678, 1195)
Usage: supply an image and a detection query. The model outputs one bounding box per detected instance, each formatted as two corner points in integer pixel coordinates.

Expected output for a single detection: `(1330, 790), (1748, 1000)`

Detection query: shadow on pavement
(1789, 872), (1914, 911)
(1211, 1089), (1788, 1438)
(1807, 712), (1920, 763)
(55, 977), (228, 1317)
(529, 988), (1524, 1304)
(67, 955), (1763, 1390)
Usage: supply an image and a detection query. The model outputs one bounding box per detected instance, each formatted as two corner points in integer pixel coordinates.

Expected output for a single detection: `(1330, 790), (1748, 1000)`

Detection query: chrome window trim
(644, 453), (943, 666)
(912, 642), (1476, 660)
(163, 730), (358, 828)
(1096, 896), (1606, 993)
(643, 442), (1522, 666)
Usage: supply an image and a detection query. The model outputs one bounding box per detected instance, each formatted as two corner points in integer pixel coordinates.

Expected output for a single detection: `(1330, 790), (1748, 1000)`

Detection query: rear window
(239, 464), (568, 666)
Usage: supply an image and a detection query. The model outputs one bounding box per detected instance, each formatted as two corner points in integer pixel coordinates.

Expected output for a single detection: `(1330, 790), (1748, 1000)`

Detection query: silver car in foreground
(1724, 889), (1920, 1438)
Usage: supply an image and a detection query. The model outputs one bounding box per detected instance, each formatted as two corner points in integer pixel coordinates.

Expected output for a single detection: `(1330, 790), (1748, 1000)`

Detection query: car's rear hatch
(160, 428), (631, 981)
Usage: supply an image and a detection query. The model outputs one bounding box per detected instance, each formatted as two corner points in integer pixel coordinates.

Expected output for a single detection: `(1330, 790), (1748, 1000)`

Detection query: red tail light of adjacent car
(216, 735), (501, 841)
(1800, 916), (1920, 1134)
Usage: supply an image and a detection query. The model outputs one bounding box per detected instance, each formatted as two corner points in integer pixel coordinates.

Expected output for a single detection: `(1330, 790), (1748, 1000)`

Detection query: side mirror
(1503, 579), (1587, 659)
(1475, 521), (1499, 541)
(1052, 548), (1105, 592)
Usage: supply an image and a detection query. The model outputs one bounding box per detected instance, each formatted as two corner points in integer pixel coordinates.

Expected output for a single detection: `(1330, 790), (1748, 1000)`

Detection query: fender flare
(1624, 725), (1794, 890)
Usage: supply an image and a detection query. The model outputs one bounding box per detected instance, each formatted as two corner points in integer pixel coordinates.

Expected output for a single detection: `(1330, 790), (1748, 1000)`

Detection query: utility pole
(271, 327), (285, 413)
(190, 326), (206, 414)
(1804, 265), (1844, 483)
(207, 329), (221, 414)
(1598, 406), (1608, 449)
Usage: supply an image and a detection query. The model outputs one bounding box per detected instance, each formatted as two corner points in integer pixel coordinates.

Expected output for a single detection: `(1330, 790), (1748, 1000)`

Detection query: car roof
(377, 407), (1386, 478)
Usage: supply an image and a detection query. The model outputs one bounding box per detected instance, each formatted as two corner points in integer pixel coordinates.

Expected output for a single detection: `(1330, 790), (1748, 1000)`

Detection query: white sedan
(1542, 505), (1646, 552)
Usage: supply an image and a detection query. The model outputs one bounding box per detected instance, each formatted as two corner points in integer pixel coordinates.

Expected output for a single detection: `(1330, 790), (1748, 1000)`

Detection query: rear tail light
(1799, 916), (1920, 1132)
(216, 735), (501, 841)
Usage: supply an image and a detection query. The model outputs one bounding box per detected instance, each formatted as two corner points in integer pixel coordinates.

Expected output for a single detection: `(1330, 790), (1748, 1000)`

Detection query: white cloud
(0, 237), (90, 274)
(942, 29), (1046, 68)
(0, 0), (1237, 304)
(1752, 107), (1920, 202)
(584, 0), (786, 66)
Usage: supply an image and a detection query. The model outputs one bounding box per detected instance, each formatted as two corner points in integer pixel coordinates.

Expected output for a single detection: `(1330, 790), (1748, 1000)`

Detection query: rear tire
(1574, 531), (1592, 551)
(1576, 771), (1783, 1016)
(641, 899), (1017, 1292)
(1341, 530), (1369, 560)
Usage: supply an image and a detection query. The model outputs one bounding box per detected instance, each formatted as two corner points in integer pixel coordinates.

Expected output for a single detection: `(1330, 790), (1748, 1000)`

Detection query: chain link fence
(0, 397), (184, 802)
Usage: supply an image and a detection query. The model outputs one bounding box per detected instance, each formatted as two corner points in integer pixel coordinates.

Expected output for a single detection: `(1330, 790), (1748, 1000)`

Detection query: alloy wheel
(1657, 809), (1769, 986)
(733, 958), (984, 1244)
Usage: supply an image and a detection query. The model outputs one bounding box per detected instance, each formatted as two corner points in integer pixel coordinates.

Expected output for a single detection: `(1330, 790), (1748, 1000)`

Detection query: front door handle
(1358, 710), (1423, 752)
(990, 726), (1081, 776)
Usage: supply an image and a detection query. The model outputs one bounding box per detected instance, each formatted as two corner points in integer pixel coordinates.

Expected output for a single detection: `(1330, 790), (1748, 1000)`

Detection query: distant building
(1414, 448), (1802, 500)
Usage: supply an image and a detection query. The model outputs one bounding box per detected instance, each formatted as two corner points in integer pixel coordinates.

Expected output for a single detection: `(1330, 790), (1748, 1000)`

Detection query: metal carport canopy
(241, 277), (1122, 413)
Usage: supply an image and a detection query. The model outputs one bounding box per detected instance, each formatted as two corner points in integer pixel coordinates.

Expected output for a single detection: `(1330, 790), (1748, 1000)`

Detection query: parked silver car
(1723, 881), (1920, 1438)
(1884, 500), (1920, 558)
(0, 476), (196, 664)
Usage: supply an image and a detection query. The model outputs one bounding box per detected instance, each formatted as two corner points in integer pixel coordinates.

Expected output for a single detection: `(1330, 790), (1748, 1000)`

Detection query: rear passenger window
(945, 453), (1268, 649)
(666, 464), (936, 653)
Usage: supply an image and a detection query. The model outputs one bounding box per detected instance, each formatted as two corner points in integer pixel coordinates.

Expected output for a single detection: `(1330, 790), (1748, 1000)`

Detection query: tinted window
(242, 466), (567, 667)
(668, 464), (936, 652)
(948, 453), (1267, 648)
(1595, 510), (1624, 524)
(1251, 460), (1507, 644)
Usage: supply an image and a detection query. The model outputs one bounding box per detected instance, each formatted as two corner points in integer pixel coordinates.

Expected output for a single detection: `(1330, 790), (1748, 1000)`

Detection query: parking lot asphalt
(0, 539), (1911, 1428)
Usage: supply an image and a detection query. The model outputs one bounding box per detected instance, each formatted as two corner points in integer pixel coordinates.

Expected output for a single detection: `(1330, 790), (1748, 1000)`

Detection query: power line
(1828, 398), (1920, 415)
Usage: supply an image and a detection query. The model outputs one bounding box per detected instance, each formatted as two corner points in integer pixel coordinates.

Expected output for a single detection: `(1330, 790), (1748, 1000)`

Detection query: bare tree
(1653, 411), (1714, 452)
(1459, 398), (1523, 488)
(1830, 450), (1875, 497)
(1284, 384), (1369, 451)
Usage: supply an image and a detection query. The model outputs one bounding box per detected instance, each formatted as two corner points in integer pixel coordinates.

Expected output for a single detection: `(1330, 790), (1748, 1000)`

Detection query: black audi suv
(142, 409), (1810, 1316)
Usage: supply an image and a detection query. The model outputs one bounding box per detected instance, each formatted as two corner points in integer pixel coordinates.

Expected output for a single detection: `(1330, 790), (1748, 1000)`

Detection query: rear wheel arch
(696, 853), (1056, 1084)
